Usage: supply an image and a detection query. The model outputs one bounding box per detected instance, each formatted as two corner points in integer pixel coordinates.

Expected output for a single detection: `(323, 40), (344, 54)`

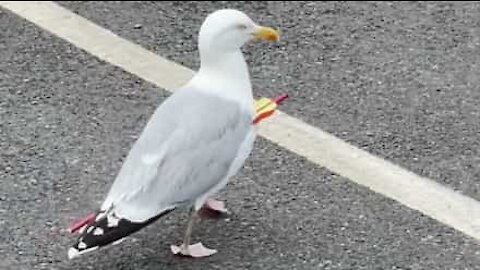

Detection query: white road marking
(2, 1), (480, 242)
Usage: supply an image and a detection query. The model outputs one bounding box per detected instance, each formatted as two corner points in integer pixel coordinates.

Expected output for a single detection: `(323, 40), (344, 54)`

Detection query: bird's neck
(195, 50), (253, 107)
(199, 50), (249, 81)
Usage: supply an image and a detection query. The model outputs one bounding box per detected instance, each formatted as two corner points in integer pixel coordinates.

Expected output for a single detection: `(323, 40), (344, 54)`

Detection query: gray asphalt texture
(1, 2), (480, 270)
(58, 1), (480, 201)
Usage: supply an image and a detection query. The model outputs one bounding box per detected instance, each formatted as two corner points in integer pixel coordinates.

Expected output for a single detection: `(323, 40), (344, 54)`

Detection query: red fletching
(272, 93), (288, 104)
(252, 110), (275, 125)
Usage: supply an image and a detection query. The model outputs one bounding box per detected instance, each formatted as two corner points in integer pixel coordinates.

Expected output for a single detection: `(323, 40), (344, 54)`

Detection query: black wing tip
(68, 209), (174, 258)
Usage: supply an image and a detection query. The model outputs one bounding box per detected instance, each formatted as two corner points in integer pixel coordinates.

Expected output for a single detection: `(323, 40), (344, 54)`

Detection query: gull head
(198, 9), (279, 54)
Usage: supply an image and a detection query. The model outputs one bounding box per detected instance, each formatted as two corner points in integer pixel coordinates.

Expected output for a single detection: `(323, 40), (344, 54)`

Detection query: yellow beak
(252, 26), (280, 42)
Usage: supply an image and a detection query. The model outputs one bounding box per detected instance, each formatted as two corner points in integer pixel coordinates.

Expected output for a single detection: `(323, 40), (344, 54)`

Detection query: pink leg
(171, 209), (217, 258)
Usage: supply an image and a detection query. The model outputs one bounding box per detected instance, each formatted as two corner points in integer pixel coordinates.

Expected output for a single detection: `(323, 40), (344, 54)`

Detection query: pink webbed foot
(200, 198), (228, 217)
(170, 242), (217, 258)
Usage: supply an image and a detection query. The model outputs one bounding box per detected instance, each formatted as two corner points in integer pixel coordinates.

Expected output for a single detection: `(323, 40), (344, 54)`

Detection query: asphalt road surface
(1, 2), (480, 269)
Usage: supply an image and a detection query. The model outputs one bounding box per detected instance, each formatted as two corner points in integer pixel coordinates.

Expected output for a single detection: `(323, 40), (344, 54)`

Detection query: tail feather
(68, 209), (174, 259)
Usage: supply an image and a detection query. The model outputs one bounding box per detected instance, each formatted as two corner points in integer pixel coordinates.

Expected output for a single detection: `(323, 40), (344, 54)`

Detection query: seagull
(68, 9), (279, 259)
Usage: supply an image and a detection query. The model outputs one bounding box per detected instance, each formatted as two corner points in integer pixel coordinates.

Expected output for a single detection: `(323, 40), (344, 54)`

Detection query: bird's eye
(237, 24), (248, 30)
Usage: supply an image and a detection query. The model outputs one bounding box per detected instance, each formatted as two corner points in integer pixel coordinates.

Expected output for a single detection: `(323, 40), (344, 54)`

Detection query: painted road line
(2, 1), (479, 241)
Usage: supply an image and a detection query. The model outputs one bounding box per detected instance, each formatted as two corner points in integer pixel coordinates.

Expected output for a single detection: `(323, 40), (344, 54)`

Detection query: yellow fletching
(254, 97), (277, 119)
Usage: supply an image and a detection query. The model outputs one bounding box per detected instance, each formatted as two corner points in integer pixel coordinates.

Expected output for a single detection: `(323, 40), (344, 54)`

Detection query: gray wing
(101, 87), (253, 222)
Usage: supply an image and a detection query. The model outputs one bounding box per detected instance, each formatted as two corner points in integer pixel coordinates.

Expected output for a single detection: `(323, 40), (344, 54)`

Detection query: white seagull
(68, 9), (279, 259)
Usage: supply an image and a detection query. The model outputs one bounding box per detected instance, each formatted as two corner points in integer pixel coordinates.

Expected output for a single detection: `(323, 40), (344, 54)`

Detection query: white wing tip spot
(93, 227), (104, 235)
(107, 213), (120, 227)
(78, 241), (87, 249)
(68, 248), (80, 259)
